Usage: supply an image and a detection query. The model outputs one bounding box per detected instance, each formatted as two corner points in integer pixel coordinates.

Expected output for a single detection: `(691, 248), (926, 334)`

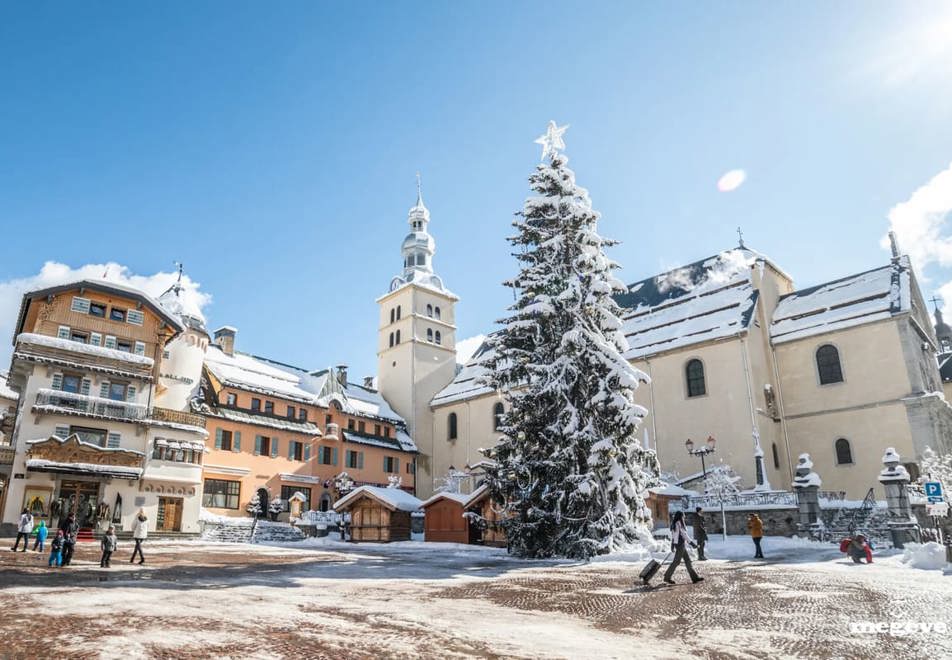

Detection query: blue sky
(2, 2), (951, 378)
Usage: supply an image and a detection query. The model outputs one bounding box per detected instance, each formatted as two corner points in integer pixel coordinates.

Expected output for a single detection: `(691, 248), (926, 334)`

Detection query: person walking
(11, 509), (34, 552)
(693, 507), (708, 561)
(48, 530), (65, 568)
(100, 526), (118, 568)
(61, 533), (77, 567)
(130, 509), (148, 565)
(663, 511), (704, 585)
(32, 520), (49, 552)
(748, 513), (765, 559)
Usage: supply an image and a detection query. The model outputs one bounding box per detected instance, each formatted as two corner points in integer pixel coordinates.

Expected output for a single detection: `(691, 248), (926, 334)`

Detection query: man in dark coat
(693, 507), (708, 560)
(60, 514), (78, 566)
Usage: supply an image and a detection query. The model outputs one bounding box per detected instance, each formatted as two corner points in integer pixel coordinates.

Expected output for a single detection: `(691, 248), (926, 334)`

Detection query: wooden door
(157, 497), (182, 532)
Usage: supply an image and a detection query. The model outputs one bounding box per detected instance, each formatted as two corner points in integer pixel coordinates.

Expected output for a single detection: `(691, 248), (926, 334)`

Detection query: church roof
(770, 256), (911, 345)
(431, 338), (495, 407)
(616, 248), (763, 360)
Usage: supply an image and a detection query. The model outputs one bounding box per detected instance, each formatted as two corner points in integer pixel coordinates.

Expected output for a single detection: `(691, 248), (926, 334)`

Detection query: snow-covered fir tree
(246, 493), (263, 519)
(479, 121), (660, 559)
(920, 447), (952, 487)
(269, 497), (284, 520)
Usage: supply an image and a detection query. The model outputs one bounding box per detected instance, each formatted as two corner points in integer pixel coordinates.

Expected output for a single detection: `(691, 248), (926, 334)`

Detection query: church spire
(387, 173), (449, 294)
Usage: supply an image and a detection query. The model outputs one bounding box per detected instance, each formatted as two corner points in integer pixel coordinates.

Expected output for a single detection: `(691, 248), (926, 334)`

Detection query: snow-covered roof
(421, 491), (472, 507)
(342, 430), (417, 453)
(26, 459), (143, 480)
(16, 333), (155, 368)
(205, 345), (318, 404)
(333, 485), (422, 513)
(770, 257), (911, 345)
(462, 483), (490, 508)
(158, 281), (206, 332)
(648, 483), (698, 497)
(207, 406), (320, 435)
(431, 339), (495, 406)
(614, 249), (763, 360)
(0, 372), (19, 401)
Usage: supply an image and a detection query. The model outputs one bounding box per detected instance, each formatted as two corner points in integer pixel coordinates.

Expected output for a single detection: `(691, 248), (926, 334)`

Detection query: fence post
(879, 447), (916, 549)
(792, 453), (821, 536)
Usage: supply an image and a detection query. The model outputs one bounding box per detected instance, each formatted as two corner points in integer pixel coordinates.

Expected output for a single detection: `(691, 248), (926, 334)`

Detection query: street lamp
(685, 435), (716, 480)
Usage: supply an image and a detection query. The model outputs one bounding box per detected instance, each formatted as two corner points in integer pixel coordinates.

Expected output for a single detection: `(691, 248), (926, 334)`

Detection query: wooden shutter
(233, 431), (241, 452)
(104, 335), (117, 349)
(107, 433), (121, 449)
(215, 428), (223, 450)
(90, 332), (102, 346)
(127, 309), (144, 326)
(80, 379), (91, 396)
(51, 374), (63, 390)
(100, 382), (110, 398)
(54, 425), (70, 438)
(271, 438), (279, 458)
(134, 341), (146, 356)
(394, 458), (400, 474)
(303, 443), (311, 462)
(331, 447), (338, 466)
(70, 297), (91, 314)
(254, 435), (262, 456)
(357, 452), (364, 469)
(57, 326), (70, 340)
(126, 385), (136, 402)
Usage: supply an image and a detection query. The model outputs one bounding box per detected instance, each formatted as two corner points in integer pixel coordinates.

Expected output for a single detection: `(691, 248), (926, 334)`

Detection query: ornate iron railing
(676, 491), (799, 511)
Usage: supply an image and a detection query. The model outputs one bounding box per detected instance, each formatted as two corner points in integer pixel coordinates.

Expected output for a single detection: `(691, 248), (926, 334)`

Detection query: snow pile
(900, 542), (949, 571)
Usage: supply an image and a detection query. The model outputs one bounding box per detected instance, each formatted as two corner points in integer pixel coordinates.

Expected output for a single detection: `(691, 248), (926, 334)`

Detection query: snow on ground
(2, 535), (950, 658)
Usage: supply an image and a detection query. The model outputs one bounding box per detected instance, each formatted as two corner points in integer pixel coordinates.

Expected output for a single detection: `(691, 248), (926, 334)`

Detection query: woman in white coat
(130, 509), (148, 565)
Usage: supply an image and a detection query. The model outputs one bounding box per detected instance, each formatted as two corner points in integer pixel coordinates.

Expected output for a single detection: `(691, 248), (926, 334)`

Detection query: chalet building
(413, 234), (952, 500)
(197, 327), (418, 518)
(0, 277), (209, 536)
(0, 373), (20, 507)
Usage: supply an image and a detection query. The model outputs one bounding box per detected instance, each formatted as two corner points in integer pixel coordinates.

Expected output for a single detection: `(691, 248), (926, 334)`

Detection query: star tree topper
(534, 120), (569, 161)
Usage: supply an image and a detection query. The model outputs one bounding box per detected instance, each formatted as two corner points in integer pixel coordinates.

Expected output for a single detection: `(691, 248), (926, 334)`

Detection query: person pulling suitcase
(663, 511), (704, 585)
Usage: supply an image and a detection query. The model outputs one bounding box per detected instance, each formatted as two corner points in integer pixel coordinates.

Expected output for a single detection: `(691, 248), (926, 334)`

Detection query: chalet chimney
(214, 326), (237, 357)
(363, 375), (374, 388)
(888, 231), (901, 261)
(336, 364), (348, 387)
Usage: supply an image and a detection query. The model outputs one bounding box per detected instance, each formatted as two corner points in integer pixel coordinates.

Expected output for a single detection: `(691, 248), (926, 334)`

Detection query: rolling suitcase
(639, 552), (672, 585)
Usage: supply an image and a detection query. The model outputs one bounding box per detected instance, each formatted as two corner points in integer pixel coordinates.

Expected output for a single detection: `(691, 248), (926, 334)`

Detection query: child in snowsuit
(32, 520), (48, 552)
(48, 531), (64, 567)
(100, 527), (118, 567)
(848, 534), (873, 564)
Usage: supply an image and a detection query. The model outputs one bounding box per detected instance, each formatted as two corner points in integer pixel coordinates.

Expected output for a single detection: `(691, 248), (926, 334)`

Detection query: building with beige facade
(0, 277), (209, 535)
(401, 230), (952, 500)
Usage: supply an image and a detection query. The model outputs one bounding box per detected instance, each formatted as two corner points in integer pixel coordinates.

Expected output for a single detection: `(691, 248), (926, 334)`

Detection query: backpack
(839, 538), (851, 553)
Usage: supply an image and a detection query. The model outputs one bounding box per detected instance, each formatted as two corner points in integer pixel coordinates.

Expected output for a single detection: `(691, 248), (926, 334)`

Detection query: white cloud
(455, 334), (486, 365)
(0, 262), (212, 367)
(881, 162), (952, 301)
(717, 169), (746, 193)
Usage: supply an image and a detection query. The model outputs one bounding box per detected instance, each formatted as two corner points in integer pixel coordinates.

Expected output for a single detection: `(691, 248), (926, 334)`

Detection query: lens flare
(717, 169), (746, 192)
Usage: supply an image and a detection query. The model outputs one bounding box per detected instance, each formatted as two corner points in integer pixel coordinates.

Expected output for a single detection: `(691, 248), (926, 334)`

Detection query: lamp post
(685, 436), (717, 481)
(686, 436), (726, 541)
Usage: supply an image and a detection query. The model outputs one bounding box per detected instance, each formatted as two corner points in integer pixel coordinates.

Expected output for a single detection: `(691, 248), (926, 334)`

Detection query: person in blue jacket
(32, 520), (48, 552)
(48, 530), (64, 567)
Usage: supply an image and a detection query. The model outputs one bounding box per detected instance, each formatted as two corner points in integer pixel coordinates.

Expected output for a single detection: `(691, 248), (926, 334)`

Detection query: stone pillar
(792, 453), (821, 535)
(879, 447), (917, 549)
(752, 430), (772, 492)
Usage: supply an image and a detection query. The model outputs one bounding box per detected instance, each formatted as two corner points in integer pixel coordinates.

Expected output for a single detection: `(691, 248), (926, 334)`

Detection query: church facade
(378, 187), (952, 500)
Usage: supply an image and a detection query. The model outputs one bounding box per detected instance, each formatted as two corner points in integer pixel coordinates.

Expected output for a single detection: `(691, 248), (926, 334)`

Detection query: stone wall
(690, 508), (799, 537)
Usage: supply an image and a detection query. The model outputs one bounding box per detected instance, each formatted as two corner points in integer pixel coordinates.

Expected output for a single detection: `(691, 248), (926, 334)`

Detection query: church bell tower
(376, 176), (459, 488)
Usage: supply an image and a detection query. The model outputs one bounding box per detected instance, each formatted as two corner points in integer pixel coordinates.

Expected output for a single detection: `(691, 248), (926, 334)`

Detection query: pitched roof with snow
(770, 257), (911, 345)
(333, 485), (422, 512)
(421, 490), (472, 507)
(431, 338), (496, 407)
(614, 249), (764, 360)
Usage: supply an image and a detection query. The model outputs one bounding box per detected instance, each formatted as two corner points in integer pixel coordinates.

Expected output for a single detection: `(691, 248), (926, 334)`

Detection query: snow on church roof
(770, 257), (911, 345)
(431, 339), (495, 407)
(614, 249), (763, 360)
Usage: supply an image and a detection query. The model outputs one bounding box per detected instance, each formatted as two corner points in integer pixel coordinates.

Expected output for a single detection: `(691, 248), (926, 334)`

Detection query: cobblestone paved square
(1, 537), (949, 659)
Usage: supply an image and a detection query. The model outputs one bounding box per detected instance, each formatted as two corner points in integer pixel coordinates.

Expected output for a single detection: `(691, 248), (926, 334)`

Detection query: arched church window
(417, 253), (426, 266)
(816, 345), (843, 385)
(447, 412), (458, 440)
(435, 307), (441, 320)
(389, 332), (394, 348)
(685, 359), (705, 398)
(395, 330), (401, 344)
(435, 331), (442, 345)
(834, 438), (853, 465)
(427, 328), (433, 342)
(493, 402), (504, 430)
(426, 304), (433, 317)
(390, 309), (395, 324)
(396, 306), (401, 320)
(772, 443), (780, 470)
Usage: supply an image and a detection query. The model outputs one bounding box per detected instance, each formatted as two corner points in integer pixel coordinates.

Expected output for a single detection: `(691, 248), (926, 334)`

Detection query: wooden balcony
(150, 406), (207, 429)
